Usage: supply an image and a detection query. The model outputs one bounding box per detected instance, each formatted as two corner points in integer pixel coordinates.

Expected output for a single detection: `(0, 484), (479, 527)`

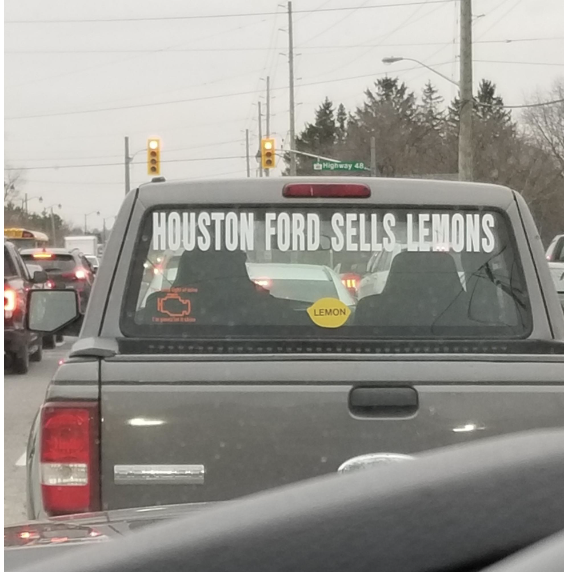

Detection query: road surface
(4, 339), (75, 525)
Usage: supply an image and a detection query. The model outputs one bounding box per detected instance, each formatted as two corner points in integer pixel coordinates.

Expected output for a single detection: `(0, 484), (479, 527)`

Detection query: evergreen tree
(420, 81), (444, 131)
(284, 97), (339, 175)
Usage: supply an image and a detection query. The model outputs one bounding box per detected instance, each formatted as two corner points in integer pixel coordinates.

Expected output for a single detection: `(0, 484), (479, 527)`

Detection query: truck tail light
(40, 402), (100, 516)
(5, 288), (17, 313)
(75, 269), (87, 280)
(283, 183), (371, 198)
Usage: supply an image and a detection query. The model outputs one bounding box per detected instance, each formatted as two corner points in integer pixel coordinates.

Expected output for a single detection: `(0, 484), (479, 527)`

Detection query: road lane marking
(16, 452), (27, 467)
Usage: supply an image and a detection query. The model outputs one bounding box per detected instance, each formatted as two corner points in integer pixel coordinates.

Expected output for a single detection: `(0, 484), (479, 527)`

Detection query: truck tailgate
(100, 357), (564, 511)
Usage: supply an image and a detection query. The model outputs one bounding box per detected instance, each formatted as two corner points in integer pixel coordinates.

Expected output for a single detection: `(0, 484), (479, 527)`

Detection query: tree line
(284, 76), (564, 245)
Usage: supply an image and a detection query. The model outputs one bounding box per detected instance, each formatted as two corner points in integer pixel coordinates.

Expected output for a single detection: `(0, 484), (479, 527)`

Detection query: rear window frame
(119, 203), (533, 341)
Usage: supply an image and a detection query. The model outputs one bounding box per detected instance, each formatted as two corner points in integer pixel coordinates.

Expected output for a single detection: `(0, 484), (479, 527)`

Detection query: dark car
(4, 240), (45, 373)
(20, 248), (95, 313)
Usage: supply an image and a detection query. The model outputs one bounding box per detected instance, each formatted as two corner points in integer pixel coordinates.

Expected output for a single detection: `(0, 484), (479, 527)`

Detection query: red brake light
(75, 269), (87, 280)
(40, 402), (100, 516)
(33, 252), (53, 259)
(283, 183), (371, 198)
(5, 288), (17, 312)
(341, 273), (361, 294)
(45, 280), (55, 289)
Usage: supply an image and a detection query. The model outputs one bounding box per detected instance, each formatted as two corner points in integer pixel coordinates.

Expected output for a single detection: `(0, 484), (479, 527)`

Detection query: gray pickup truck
(26, 177), (564, 520)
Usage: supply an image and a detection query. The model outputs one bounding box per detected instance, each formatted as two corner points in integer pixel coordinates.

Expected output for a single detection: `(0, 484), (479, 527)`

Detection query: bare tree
(524, 78), (564, 172)
(4, 169), (24, 205)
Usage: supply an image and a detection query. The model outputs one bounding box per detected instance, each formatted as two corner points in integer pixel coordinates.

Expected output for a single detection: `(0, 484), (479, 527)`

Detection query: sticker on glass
(307, 298), (352, 328)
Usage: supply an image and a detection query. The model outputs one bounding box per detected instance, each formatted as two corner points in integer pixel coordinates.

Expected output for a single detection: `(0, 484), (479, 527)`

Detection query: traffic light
(147, 138), (161, 175)
(261, 138), (276, 169)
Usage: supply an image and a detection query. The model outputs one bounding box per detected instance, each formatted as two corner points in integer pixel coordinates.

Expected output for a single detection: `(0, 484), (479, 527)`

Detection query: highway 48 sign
(313, 160), (367, 172)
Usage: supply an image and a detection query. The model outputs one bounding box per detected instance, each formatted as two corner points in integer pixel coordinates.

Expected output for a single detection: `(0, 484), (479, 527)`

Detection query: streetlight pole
(23, 194), (43, 215)
(84, 210), (100, 234)
(382, 57), (459, 87)
(45, 203), (62, 246)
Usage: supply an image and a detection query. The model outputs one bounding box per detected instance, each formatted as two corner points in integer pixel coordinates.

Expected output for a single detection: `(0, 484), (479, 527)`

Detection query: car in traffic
(23, 178), (564, 520)
(19, 247), (95, 313)
(85, 254), (100, 274)
(4, 240), (45, 373)
(550, 264), (564, 311)
(546, 233), (564, 263)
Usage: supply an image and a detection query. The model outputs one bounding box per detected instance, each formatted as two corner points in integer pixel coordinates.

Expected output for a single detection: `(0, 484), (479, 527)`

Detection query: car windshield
(20, 254), (76, 273)
(124, 206), (530, 339)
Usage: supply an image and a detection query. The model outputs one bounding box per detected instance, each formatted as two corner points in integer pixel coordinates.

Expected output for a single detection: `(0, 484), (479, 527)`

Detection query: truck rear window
(121, 207), (531, 339)
(20, 254), (76, 273)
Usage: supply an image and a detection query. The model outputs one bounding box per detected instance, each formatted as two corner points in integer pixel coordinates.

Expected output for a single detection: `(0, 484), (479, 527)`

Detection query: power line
(4, 155), (247, 171)
(8, 58), (561, 122)
(6, 139), (242, 164)
(7, 36), (564, 54)
(6, 61), (455, 120)
(475, 0), (526, 41)
(503, 98), (564, 110)
(475, 59), (564, 67)
(6, 1), (457, 24)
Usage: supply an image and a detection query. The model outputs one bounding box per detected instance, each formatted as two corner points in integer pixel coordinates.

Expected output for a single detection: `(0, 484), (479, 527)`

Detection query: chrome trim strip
(114, 464), (205, 485)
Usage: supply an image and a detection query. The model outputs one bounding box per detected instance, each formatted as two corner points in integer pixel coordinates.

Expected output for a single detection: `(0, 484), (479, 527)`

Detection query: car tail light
(5, 288), (17, 313)
(283, 183), (371, 198)
(75, 269), (87, 280)
(40, 402), (100, 516)
(341, 273), (361, 295)
(252, 277), (272, 289)
(33, 251), (53, 259)
(45, 280), (55, 289)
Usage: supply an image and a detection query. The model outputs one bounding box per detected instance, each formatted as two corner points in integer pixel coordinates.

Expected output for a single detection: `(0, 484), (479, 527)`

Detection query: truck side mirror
(27, 290), (81, 334)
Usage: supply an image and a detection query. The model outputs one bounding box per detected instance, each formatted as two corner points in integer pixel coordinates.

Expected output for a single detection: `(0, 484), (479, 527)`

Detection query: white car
(546, 234), (564, 263)
(141, 255), (355, 308)
(246, 263), (356, 306)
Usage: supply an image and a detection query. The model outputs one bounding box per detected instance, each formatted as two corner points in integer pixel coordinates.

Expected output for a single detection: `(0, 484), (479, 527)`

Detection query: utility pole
(459, 0), (473, 181)
(265, 75), (271, 177)
(258, 101), (263, 177)
(84, 214), (88, 235)
(245, 129), (251, 178)
(124, 136), (131, 195)
(288, 1), (297, 176)
(370, 136), (377, 177)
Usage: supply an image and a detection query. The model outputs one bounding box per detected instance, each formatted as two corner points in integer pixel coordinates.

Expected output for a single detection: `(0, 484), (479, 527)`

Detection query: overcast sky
(4, 0), (564, 227)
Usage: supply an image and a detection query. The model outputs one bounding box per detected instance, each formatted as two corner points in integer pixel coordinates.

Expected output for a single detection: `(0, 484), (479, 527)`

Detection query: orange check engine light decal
(154, 290), (196, 323)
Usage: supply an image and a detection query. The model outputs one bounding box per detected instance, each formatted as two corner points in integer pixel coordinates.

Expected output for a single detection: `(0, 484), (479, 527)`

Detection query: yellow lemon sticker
(307, 298), (352, 328)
